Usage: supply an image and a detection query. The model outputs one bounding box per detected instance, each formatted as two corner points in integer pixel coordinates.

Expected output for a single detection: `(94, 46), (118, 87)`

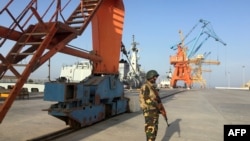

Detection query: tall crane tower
(169, 43), (192, 89)
(169, 19), (226, 89)
(189, 54), (220, 88)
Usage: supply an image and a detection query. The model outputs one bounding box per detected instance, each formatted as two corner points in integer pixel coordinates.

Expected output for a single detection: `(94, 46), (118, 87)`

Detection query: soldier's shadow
(161, 118), (182, 141)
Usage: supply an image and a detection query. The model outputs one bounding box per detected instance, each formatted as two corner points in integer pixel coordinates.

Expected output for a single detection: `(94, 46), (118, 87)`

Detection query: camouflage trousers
(143, 109), (159, 141)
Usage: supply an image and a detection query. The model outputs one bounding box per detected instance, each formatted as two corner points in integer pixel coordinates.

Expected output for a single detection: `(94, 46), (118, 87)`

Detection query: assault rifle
(158, 103), (170, 126)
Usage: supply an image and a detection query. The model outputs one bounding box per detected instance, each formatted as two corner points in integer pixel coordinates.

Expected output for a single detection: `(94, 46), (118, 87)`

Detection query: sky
(0, 0), (249, 88)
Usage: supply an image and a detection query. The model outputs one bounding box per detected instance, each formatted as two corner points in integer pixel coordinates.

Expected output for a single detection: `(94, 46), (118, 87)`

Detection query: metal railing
(0, 0), (77, 46)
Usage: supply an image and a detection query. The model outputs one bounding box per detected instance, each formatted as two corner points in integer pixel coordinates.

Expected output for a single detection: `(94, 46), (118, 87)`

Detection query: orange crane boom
(92, 0), (124, 74)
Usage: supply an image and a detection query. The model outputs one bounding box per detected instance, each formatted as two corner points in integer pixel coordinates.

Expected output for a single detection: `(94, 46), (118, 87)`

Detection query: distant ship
(119, 35), (146, 89)
(59, 35), (146, 89)
(59, 61), (92, 82)
(158, 68), (172, 88)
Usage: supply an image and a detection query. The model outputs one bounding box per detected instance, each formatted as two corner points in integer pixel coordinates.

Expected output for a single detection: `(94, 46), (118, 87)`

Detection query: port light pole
(242, 65), (245, 87)
(227, 72), (230, 88)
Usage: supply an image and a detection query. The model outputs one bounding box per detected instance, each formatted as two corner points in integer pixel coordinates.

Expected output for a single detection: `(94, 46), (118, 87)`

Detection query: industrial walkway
(0, 89), (250, 141)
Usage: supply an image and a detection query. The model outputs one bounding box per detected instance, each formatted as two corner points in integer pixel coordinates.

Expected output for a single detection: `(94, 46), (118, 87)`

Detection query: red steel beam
(0, 26), (22, 41)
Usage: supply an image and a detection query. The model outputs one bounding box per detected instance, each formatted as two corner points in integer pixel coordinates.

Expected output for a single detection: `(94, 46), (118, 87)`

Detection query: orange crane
(169, 19), (226, 89)
(169, 43), (192, 89)
(169, 30), (192, 89)
(0, 0), (128, 128)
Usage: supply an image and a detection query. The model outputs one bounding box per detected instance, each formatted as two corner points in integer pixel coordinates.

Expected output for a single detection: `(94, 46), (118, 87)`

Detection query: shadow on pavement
(161, 118), (182, 141)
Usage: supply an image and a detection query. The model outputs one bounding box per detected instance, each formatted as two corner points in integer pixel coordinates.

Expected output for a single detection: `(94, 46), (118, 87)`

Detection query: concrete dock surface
(0, 89), (250, 141)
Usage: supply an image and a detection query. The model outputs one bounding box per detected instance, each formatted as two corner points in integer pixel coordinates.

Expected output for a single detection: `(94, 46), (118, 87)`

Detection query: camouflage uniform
(139, 80), (162, 141)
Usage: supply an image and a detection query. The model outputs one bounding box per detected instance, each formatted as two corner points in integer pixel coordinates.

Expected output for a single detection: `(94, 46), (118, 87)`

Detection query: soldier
(139, 70), (167, 141)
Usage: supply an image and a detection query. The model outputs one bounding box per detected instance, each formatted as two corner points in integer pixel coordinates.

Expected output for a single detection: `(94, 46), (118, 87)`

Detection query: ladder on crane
(0, 0), (103, 123)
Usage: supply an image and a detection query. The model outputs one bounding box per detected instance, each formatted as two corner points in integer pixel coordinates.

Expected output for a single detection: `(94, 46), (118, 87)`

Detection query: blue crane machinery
(169, 19), (226, 89)
(187, 19), (227, 58)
